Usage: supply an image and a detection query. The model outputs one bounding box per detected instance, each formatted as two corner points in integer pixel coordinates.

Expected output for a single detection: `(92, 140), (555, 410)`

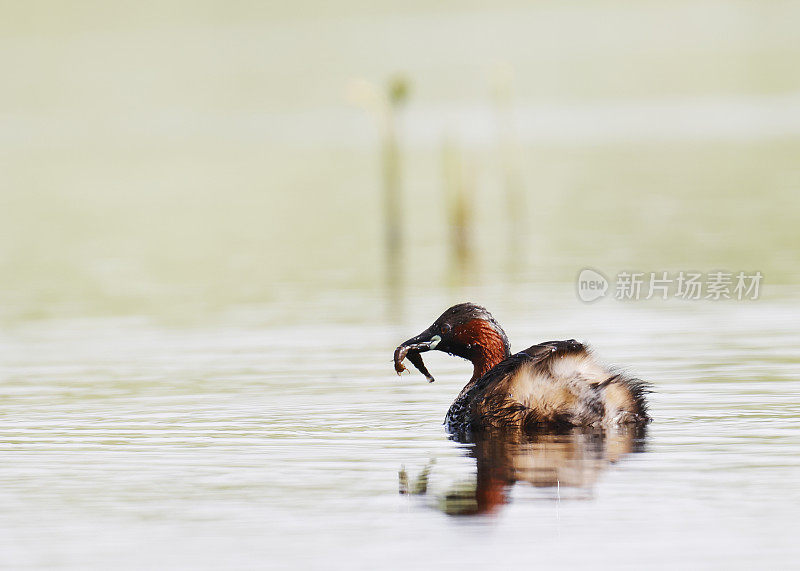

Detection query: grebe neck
(462, 321), (510, 382)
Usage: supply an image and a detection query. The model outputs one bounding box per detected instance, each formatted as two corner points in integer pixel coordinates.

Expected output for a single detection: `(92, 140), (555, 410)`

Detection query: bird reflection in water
(400, 426), (647, 516)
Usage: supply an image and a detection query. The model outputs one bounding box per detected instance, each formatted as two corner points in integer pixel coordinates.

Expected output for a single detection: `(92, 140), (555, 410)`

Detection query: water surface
(2, 288), (798, 569)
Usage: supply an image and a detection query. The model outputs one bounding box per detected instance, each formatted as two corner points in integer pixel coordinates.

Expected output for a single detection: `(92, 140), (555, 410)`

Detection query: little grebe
(393, 303), (650, 433)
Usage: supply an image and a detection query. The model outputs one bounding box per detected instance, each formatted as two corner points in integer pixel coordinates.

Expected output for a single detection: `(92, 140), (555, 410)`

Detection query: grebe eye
(441, 323), (452, 334)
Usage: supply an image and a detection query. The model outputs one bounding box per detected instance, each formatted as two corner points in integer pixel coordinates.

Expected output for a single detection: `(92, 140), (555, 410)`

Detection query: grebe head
(394, 303), (511, 383)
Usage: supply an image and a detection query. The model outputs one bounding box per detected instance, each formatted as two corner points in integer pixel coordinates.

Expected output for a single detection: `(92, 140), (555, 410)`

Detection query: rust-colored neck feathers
(455, 319), (510, 381)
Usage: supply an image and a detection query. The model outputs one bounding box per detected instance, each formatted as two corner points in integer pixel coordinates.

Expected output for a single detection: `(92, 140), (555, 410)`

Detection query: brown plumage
(393, 303), (650, 435)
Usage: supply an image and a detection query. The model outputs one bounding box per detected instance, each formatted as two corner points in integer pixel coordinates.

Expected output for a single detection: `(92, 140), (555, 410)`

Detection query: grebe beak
(394, 329), (441, 383)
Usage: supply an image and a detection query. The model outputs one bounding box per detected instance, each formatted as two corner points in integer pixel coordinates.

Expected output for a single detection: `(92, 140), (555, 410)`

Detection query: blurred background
(2, 0), (799, 324)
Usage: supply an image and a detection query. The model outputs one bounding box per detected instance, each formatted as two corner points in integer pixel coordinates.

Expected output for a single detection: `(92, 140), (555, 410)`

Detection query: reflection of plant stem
(398, 458), (435, 495)
(413, 458), (434, 495)
(398, 466), (409, 494)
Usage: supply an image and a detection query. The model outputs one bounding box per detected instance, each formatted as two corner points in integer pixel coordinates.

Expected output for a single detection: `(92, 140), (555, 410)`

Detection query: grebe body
(393, 303), (650, 434)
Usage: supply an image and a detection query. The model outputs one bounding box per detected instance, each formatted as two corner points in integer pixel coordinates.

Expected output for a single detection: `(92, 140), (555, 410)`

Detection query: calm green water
(2, 287), (799, 568)
(2, 1), (800, 322)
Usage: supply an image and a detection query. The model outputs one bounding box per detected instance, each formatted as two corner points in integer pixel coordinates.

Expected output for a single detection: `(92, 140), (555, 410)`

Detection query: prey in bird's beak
(393, 302), (509, 386)
(393, 329), (442, 383)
